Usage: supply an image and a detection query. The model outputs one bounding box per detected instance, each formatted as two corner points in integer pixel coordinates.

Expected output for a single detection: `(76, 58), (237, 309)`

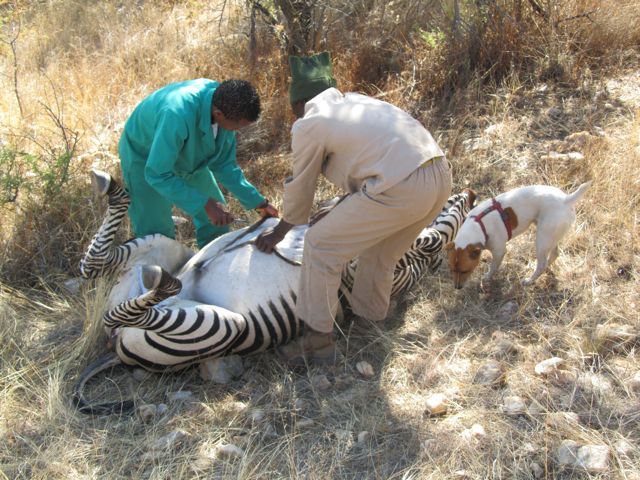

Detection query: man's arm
(211, 137), (267, 210)
(255, 219), (294, 253)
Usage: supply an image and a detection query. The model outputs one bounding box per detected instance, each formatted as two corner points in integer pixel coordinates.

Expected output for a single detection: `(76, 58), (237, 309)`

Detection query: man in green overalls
(119, 78), (278, 248)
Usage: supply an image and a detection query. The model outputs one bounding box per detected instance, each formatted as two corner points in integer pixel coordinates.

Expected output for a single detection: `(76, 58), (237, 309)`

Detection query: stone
(530, 462), (544, 479)
(311, 374), (331, 391)
(132, 368), (151, 382)
(629, 371), (640, 394)
(594, 324), (637, 350)
(564, 131), (593, 148)
(463, 137), (493, 153)
(502, 396), (527, 416)
(554, 369), (578, 385)
(335, 429), (352, 442)
(496, 301), (519, 322)
(263, 424), (278, 439)
(137, 403), (157, 423)
(63, 277), (85, 294)
(192, 445), (216, 471)
(453, 470), (471, 479)
(297, 418), (314, 429)
(566, 152), (585, 161)
(167, 391), (194, 403)
(556, 439), (579, 466)
(215, 443), (244, 459)
(615, 439), (634, 457)
(545, 412), (580, 433)
(473, 360), (506, 387)
(425, 393), (448, 416)
(156, 403), (168, 415)
(575, 445), (610, 473)
(540, 151), (584, 162)
(334, 373), (354, 390)
(491, 337), (519, 358)
(248, 409), (265, 424)
(577, 372), (613, 394)
(535, 357), (565, 376)
(461, 423), (486, 441)
(526, 401), (544, 417)
(151, 430), (189, 451)
(484, 123), (504, 136)
(226, 401), (248, 414)
(199, 355), (244, 384)
(556, 441), (610, 473)
(356, 360), (375, 378)
(546, 106), (562, 119)
(357, 431), (370, 444)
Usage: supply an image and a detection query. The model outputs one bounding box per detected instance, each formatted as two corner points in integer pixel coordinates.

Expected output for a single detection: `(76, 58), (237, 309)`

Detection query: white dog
(445, 182), (591, 288)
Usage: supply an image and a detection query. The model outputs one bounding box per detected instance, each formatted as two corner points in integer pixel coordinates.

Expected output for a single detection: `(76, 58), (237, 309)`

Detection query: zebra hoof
(91, 169), (113, 196)
(140, 265), (182, 296)
(140, 265), (164, 290)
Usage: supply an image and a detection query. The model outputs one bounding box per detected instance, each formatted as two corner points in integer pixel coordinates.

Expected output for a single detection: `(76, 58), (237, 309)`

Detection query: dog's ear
(463, 188), (477, 207)
(444, 242), (454, 252)
(469, 244), (482, 260)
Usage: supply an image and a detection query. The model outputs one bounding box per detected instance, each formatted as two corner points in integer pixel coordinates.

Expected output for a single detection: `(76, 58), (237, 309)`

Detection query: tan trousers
(297, 158), (452, 333)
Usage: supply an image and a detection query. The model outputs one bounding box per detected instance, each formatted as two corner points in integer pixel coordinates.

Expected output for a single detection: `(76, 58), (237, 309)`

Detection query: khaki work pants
(297, 158), (453, 333)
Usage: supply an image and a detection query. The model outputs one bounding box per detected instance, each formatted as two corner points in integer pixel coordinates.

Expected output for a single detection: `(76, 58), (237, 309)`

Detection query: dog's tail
(564, 181), (592, 205)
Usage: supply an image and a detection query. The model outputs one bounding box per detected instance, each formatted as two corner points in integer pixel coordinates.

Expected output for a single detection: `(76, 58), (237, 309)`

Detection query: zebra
(74, 170), (475, 413)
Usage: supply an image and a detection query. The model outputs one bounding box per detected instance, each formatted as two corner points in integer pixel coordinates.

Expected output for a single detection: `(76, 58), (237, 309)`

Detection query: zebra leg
(80, 170), (131, 279)
(109, 265), (247, 371)
(103, 265), (182, 330)
(391, 191), (473, 295)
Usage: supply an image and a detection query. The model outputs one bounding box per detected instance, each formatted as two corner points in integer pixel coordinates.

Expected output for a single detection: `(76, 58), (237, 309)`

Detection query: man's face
(212, 107), (253, 131)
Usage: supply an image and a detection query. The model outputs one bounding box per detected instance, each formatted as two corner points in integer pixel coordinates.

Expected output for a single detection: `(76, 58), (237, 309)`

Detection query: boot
(277, 322), (338, 367)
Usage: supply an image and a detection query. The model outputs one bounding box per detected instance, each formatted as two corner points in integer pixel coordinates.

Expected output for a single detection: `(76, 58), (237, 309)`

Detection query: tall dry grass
(0, 0), (639, 478)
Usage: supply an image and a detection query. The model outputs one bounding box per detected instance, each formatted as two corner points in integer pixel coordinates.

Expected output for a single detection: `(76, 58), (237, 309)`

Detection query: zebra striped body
(81, 170), (474, 372)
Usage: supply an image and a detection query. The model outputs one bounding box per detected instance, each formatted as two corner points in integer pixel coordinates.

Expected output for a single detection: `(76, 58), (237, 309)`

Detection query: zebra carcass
(74, 169), (475, 413)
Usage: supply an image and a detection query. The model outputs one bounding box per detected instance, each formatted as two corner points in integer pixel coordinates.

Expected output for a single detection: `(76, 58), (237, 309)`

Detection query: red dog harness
(470, 198), (512, 244)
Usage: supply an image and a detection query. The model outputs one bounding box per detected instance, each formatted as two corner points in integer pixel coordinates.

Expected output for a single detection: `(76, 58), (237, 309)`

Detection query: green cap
(289, 51), (337, 106)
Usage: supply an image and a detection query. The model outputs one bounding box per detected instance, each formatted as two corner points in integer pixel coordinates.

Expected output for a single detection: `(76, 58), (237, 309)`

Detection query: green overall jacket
(118, 79), (264, 246)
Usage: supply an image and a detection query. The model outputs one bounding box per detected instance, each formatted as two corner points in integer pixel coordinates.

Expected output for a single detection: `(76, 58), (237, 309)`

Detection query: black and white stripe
(79, 178), (131, 279)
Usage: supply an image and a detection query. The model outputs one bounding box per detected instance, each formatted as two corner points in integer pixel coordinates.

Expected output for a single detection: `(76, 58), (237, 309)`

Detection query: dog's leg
(523, 218), (572, 286)
(484, 245), (506, 282)
(522, 230), (564, 286)
(522, 258), (548, 286)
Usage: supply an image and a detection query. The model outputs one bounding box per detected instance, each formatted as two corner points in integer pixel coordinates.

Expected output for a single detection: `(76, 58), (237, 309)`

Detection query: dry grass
(1, 0), (639, 479)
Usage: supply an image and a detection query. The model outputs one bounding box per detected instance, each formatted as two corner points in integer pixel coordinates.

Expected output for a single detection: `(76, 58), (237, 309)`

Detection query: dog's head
(445, 241), (483, 288)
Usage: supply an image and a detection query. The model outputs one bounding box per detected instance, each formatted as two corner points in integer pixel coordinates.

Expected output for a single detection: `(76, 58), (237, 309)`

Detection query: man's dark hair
(213, 79), (261, 122)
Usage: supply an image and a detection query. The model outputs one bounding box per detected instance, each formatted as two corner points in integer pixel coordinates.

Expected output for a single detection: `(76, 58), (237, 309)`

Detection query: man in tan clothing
(256, 52), (452, 366)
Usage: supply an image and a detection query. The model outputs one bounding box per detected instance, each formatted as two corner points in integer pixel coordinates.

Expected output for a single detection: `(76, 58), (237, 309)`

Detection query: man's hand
(255, 200), (280, 218)
(204, 198), (234, 226)
(255, 219), (294, 253)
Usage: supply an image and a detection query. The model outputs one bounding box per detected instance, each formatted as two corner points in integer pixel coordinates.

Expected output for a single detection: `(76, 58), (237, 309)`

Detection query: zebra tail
(72, 352), (135, 415)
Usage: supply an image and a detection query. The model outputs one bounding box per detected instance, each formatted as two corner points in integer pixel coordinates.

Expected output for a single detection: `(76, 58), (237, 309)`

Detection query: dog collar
(470, 198), (513, 243)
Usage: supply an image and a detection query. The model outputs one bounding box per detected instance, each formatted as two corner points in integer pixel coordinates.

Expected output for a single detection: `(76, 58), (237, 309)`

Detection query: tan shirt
(283, 88), (444, 225)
